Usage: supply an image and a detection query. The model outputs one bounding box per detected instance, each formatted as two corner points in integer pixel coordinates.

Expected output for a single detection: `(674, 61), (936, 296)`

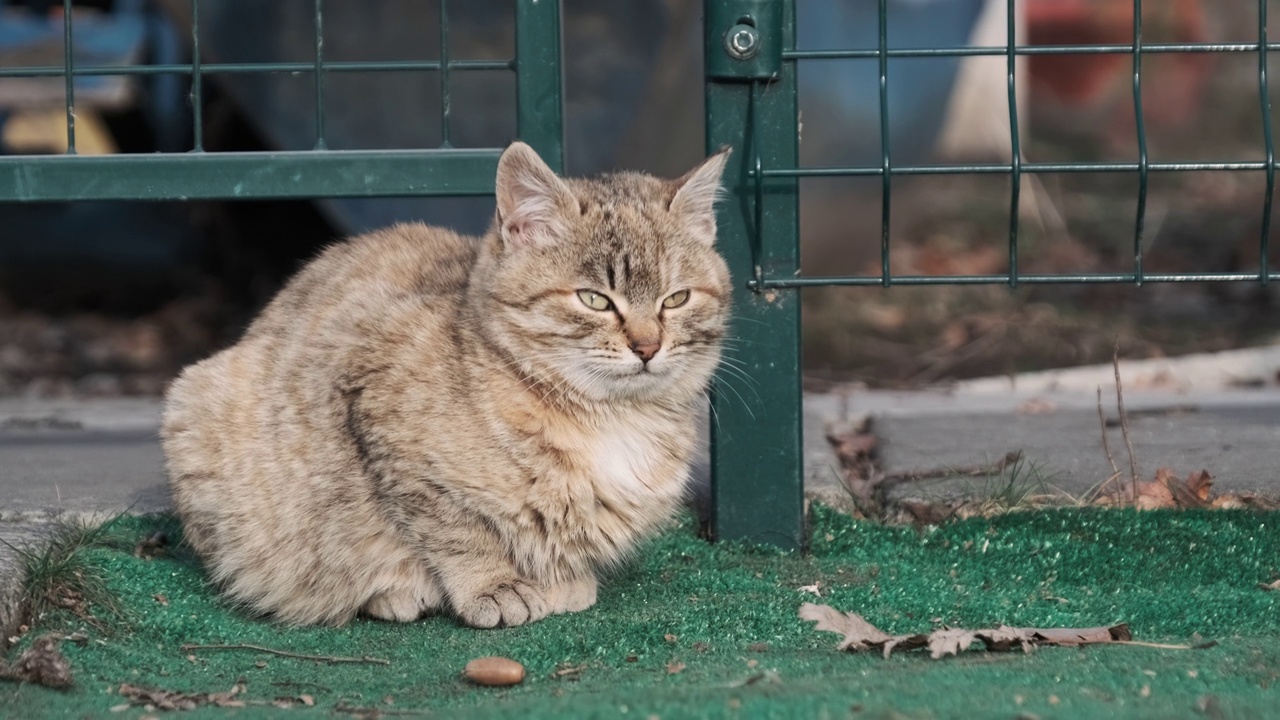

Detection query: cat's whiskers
(702, 389), (722, 436)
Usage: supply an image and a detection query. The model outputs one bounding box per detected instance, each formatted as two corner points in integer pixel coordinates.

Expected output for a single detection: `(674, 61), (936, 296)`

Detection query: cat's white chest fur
(588, 420), (666, 498)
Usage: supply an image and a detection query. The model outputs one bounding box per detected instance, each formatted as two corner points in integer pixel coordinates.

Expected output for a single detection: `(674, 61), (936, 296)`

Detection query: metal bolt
(725, 24), (759, 61)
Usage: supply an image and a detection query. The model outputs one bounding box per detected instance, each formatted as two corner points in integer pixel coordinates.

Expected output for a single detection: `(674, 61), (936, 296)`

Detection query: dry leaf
(801, 603), (1132, 659)
(152, 594), (169, 606)
(831, 432), (878, 467)
(665, 661), (686, 675)
(927, 628), (982, 659)
(663, 634), (677, 644)
(1103, 467), (1225, 510)
(977, 626), (1034, 653)
(1016, 397), (1058, 415)
(798, 603), (894, 652)
(1, 635), (73, 689)
(1258, 580), (1280, 592)
(1212, 494), (1248, 509)
(134, 531), (169, 559)
(1185, 470), (1214, 502)
(1136, 469), (1179, 510)
(117, 682), (244, 711)
(797, 583), (822, 597)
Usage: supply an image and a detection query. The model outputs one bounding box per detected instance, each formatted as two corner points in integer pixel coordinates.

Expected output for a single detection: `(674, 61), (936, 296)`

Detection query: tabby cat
(162, 142), (732, 627)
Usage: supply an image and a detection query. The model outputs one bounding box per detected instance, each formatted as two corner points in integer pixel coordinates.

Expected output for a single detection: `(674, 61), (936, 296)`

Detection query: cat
(161, 141), (732, 628)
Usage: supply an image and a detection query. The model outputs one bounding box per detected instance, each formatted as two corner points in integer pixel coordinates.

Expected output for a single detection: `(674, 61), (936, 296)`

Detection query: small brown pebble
(464, 656), (525, 687)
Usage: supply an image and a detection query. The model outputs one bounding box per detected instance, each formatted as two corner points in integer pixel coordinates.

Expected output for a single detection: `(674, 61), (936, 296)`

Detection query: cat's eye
(576, 289), (613, 311)
(662, 290), (691, 309)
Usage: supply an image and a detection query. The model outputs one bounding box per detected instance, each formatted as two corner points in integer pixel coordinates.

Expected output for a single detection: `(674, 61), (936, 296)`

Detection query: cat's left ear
(669, 146), (731, 242)
(495, 141), (577, 251)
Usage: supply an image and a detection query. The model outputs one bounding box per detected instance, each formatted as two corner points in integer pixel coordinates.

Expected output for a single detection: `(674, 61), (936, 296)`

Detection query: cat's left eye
(662, 290), (691, 309)
(577, 289), (613, 311)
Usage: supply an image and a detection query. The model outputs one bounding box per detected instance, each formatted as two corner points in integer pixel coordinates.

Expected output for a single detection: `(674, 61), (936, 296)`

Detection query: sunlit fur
(162, 142), (732, 627)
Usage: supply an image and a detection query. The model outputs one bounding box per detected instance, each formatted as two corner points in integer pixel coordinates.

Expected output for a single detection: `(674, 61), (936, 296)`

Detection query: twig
(1112, 344), (1140, 501)
(334, 701), (426, 718)
(1111, 639), (1215, 651)
(180, 643), (390, 666)
(1096, 387), (1119, 478)
(886, 451), (1023, 484)
(1090, 387), (1123, 502)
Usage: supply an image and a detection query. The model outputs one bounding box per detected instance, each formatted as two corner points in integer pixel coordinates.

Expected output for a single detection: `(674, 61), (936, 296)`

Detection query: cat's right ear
(495, 142), (576, 251)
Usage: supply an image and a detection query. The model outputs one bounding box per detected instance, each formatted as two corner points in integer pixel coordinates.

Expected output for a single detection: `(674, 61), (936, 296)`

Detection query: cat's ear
(495, 141), (576, 250)
(669, 146), (731, 242)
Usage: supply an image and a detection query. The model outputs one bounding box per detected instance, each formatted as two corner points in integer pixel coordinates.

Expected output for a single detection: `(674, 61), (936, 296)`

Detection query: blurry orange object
(1027, 0), (1209, 125)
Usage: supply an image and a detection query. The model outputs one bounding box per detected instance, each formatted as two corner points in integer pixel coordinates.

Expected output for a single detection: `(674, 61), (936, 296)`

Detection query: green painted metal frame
(705, 0), (804, 549)
(702, 0), (1275, 548)
(0, 0), (563, 201)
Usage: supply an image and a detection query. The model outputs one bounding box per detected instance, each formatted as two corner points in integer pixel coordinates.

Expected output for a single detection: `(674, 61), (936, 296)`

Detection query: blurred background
(1, 0), (1278, 398)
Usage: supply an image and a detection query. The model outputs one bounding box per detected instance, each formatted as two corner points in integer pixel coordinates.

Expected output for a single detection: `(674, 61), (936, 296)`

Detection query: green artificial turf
(4, 506), (1279, 719)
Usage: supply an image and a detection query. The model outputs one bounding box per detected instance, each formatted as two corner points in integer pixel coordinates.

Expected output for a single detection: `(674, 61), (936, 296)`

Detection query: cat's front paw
(455, 581), (548, 628)
(548, 575), (597, 615)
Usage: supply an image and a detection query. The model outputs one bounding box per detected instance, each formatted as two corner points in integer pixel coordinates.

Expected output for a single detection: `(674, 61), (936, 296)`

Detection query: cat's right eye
(576, 289), (613, 311)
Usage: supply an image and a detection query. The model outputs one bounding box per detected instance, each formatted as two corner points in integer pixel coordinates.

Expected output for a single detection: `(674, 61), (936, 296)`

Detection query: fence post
(704, 0), (804, 549)
(515, 0), (565, 172)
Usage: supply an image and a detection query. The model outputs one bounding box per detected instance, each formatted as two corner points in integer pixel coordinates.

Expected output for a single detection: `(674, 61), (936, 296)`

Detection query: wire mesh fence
(703, 0), (1278, 548)
(0, 0), (562, 201)
(761, 0), (1275, 288)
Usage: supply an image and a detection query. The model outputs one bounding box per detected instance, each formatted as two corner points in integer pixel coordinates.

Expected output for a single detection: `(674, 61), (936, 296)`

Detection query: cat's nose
(630, 340), (661, 363)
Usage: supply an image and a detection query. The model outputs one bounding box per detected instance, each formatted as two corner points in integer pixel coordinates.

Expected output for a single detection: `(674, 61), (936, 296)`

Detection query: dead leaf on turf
(0, 635), (73, 689)
(666, 661), (686, 675)
(927, 628), (982, 659)
(117, 681), (246, 711)
(800, 603), (1133, 659)
(1259, 580), (1280, 592)
(797, 582), (823, 597)
(798, 602), (894, 652)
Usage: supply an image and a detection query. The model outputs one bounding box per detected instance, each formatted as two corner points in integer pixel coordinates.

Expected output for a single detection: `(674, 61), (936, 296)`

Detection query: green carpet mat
(4, 506), (1278, 719)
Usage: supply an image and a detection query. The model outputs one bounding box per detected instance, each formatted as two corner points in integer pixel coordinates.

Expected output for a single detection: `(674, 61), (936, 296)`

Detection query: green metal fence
(0, 0), (562, 199)
(703, 0), (1277, 549)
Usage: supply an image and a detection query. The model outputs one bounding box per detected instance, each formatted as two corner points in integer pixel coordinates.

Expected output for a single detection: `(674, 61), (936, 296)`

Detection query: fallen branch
(1113, 639), (1217, 651)
(886, 451), (1023, 484)
(180, 643), (390, 666)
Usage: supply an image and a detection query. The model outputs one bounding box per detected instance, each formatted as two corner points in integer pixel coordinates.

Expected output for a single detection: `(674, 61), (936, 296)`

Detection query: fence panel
(703, 0), (1275, 548)
(0, 0), (563, 202)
